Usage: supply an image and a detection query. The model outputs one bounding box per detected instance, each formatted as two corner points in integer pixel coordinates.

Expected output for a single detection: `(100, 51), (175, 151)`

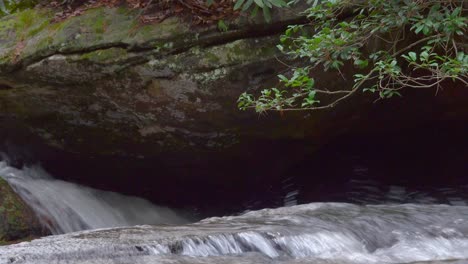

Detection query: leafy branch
(238, 0), (467, 112)
(233, 0), (287, 22)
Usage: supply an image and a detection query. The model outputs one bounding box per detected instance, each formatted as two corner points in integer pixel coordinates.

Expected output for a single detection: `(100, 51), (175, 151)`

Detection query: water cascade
(0, 160), (188, 235)
(1, 131), (468, 264)
(1, 203), (468, 263)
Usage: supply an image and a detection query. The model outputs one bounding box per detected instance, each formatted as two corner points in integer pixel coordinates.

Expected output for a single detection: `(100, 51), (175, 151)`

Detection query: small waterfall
(0, 160), (188, 234)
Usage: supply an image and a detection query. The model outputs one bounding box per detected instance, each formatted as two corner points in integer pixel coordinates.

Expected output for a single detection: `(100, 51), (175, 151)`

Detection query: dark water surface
(1, 122), (468, 217)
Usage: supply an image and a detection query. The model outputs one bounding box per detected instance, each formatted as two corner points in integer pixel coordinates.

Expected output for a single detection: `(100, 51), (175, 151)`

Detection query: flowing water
(1, 203), (468, 263)
(1, 128), (468, 264)
(1, 160), (468, 263)
(0, 160), (188, 235)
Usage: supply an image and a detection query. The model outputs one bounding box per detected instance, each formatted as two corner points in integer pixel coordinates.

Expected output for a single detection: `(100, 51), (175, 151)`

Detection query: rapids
(1, 203), (468, 263)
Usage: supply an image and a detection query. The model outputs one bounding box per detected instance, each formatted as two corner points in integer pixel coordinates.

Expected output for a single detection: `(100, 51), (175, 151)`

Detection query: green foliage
(217, 19), (228, 32)
(234, 0), (287, 22)
(238, 0), (467, 112)
(0, 0), (37, 17)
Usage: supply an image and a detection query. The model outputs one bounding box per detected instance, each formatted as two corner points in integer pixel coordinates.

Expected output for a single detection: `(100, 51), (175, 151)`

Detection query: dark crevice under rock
(1, 119), (467, 219)
(0, 84), (13, 90)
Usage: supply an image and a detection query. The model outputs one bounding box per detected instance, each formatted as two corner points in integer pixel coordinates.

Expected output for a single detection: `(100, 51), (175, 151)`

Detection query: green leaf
(269, 0), (287, 7)
(420, 51), (429, 61)
(278, 74), (289, 82)
(242, 0), (254, 11)
(233, 0), (245, 10)
(262, 0), (272, 8)
(250, 5), (259, 17)
(262, 6), (271, 22)
(414, 24), (424, 34)
(363, 87), (377, 93)
(217, 20), (228, 32)
(451, 7), (462, 17)
(254, 0), (264, 8)
(307, 90), (316, 99)
(354, 59), (369, 69)
(422, 26), (430, 35)
(306, 78), (315, 89)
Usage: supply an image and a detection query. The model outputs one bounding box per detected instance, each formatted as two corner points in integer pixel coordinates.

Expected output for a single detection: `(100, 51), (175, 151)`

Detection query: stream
(2, 159), (468, 263)
(1, 201), (468, 263)
(1, 125), (468, 263)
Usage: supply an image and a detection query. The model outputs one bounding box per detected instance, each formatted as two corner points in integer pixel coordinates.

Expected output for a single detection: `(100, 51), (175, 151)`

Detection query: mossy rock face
(0, 4), (466, 160)
(0, 5), (309, 157)
(0, 177), (44, 244)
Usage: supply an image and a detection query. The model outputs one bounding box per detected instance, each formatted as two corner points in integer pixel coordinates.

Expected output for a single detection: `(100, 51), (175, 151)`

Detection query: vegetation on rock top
(1, 0), (241, 24)
(1, 0), (466, 115)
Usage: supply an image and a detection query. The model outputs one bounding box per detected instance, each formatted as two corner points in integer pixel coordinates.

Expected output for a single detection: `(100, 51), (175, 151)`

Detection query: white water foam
(1, 159), (468, 263)
(0, 161), (188, 234)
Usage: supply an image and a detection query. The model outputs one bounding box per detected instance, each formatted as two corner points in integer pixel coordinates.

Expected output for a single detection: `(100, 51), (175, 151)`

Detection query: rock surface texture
(0, 5), (466, 164)
(0, 6), (309, 156)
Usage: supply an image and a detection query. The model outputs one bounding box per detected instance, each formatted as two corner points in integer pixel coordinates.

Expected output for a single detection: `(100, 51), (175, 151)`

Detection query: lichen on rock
(0, 4), (303, 156)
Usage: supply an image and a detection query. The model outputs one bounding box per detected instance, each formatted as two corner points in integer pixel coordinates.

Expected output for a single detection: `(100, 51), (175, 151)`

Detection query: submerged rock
(0, 177), (43, 244)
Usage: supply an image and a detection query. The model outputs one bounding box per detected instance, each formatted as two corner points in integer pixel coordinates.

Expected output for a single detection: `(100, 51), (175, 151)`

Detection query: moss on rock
(78, 47), (129, 64)
(0, 6), (198, 67)
(0, 177), (43, 243)
(0, 3), (310, 156)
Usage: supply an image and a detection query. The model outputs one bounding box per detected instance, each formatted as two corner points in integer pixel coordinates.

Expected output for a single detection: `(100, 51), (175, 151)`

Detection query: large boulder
(0, 4), (466, 182)
(0, 6), (311, 156)
(0, 177), (43, 244)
